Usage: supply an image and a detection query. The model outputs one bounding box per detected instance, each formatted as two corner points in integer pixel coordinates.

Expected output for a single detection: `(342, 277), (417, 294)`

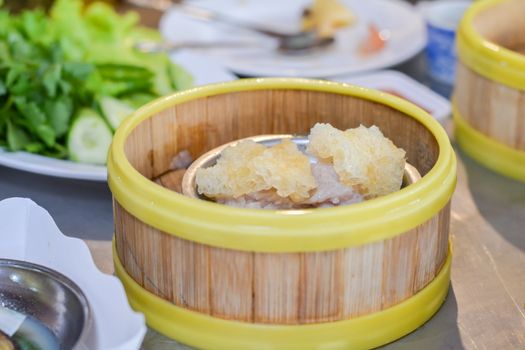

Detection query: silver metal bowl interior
(182, 134), (421, 200)
(0, 259), (91, 349)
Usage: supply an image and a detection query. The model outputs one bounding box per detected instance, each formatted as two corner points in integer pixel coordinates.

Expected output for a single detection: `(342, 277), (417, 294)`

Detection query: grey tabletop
(2, 52), (525, 350)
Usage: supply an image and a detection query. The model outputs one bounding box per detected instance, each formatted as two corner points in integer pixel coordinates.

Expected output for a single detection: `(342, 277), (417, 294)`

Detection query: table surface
(1, 5), (525, 350)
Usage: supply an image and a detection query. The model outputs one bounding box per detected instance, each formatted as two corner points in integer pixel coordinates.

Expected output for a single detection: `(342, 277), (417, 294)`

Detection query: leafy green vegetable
(42, 63), (61, 97)
(6, 119), (30, 151)
(0, 0), (193, 162)
(44, 95), (73, 137)
(24, 141), (44, 154)
(0, 80), (6, 96)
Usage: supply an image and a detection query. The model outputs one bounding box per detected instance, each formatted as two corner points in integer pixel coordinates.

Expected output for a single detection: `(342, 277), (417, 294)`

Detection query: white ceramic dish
(0, 52), (237, 181)
(0, 198), (146, 350)
(160, 0), (426, 77)
(334, 70), (451, 123)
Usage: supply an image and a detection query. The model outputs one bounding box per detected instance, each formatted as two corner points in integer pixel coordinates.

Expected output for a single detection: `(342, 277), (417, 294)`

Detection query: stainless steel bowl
(0, 259), (91, 350)
(182, 134), (421, 200)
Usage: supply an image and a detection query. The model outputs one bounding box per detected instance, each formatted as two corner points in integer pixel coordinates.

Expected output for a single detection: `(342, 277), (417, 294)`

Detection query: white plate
(0, 52), (237, 181)
(0, 198), (146, 350)
(333, 70), (451, 123)
(160, 0), (426, 78)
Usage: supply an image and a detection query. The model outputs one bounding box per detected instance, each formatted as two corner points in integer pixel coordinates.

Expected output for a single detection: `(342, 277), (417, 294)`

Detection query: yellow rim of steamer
(457, 0), (525, 91)
(113, 241), (452, 350)
(108, 78), (456, 253)
(453, 104), (525, 181)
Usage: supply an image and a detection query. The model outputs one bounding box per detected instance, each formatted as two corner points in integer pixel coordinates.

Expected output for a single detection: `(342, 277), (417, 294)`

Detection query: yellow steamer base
(114, 242), (452, 350)
(454, 106), (525, 181)
(108, 79), (456, 350)
(454, 0), (525, 181)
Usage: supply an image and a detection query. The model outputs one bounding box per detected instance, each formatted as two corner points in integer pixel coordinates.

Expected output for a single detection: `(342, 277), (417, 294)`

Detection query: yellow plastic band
(457, 0), (525, 91)
(453, 104), (525, 181)
(108, 78), (456, 253)
(113, 240), (452, 350)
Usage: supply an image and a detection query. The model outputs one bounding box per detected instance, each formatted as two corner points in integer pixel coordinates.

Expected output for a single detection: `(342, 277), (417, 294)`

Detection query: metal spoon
(179, 4), (334, 52)
(134, 36), (333, 54)
(134, 40), (260, 54)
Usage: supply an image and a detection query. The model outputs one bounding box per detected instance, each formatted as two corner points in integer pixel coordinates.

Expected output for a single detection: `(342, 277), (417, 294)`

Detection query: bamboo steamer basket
(454, 0), (525, 181)
(108, 78), (456, 350)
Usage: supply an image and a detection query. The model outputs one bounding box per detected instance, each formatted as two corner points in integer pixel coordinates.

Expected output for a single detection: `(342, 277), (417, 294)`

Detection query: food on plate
(195, 123), (406, 209)
(0, 0), (192, 164)
(302, 0), (355, 38)
(301, 1), (386, 56)
(68, 109), (112, 164)
(358, 24), (387, 56)
(99, 96), (136, 131)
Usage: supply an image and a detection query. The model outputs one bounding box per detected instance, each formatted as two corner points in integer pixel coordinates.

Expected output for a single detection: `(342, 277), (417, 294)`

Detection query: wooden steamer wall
(113, 89), (451, 325)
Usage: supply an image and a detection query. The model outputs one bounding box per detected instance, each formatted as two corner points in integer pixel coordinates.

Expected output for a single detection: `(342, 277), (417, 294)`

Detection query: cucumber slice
(68, 109), (112, 165)
(121, 93), (156, 109)
(99, 96), (135, 131)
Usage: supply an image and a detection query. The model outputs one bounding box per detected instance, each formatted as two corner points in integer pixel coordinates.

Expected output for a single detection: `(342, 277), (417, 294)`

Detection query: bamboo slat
(253, 252), (301, 323)
(342, 241), (384, 318)
(124, 117), (153, 179)
(209, 248), (253, 321)
(170, 236), (210, 313)
(298, 250), (343, 323)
